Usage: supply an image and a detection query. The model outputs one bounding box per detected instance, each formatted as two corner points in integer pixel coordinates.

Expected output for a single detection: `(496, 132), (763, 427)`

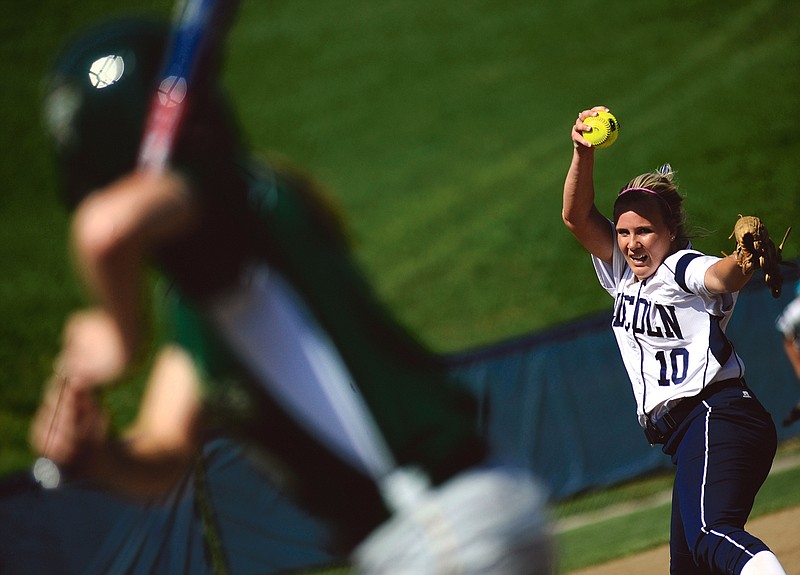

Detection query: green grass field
(2, 0), (799, 569)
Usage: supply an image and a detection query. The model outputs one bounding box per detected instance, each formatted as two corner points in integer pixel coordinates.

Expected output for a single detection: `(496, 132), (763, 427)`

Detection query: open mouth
(630, 253), (648, 263)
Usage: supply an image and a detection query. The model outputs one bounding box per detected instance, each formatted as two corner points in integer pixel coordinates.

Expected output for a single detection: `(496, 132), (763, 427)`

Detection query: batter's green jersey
(157, 155), (486, 547)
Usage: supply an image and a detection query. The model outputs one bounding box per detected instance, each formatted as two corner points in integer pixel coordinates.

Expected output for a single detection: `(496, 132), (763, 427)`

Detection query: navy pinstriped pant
(662, 384), (777, 574)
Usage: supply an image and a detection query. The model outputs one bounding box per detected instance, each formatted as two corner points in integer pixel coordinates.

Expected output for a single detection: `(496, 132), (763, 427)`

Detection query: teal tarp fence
(0, 439), (336, 575)
(445, 275), (800, 500)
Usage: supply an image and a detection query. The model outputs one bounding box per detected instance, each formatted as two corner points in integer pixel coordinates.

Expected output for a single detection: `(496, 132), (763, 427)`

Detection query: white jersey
(592, 233), (745, 428)
(776, 296), (800, 343)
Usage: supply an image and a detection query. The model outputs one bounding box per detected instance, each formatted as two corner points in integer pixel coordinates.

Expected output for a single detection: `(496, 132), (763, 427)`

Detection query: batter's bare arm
(67, 171), (198, 386)
(93, 346), (203, 498)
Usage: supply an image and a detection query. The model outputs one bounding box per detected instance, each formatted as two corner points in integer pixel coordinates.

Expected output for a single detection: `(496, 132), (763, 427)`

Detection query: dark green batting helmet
(43, 17), (240, 209)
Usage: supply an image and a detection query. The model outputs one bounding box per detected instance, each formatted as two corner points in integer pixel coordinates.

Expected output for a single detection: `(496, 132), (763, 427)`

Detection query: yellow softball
(583, 111), (619, 149)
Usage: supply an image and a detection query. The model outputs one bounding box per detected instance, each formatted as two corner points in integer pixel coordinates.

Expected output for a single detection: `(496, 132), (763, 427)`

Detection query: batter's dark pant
(663, 385), (777, 575)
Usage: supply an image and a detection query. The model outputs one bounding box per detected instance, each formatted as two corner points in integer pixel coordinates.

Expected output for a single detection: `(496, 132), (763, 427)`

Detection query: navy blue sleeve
(675, 252), (704, 293)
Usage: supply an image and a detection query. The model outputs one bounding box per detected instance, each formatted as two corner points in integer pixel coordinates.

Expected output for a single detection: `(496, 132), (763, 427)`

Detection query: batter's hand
(29, 373), (109, 470)
(53, 308), (130, 390)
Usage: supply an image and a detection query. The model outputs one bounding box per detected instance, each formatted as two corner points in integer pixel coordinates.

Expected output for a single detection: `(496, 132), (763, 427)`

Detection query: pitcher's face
(615, 203), (675, 280)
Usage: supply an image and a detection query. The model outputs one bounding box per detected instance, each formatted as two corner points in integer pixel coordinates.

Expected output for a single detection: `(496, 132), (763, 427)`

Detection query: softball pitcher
(561, 105), (788, 574)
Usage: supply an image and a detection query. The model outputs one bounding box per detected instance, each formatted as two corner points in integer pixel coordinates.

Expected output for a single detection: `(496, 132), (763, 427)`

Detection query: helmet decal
(88, 54), (126, 89)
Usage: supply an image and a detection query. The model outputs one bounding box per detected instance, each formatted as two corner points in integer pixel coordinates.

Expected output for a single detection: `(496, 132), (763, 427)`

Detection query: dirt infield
(567, 505), (800, 574)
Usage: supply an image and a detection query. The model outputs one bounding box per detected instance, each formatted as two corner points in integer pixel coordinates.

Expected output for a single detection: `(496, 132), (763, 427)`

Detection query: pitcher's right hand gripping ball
(582, 110), (619, 149)
(729, 214), (791, 298)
